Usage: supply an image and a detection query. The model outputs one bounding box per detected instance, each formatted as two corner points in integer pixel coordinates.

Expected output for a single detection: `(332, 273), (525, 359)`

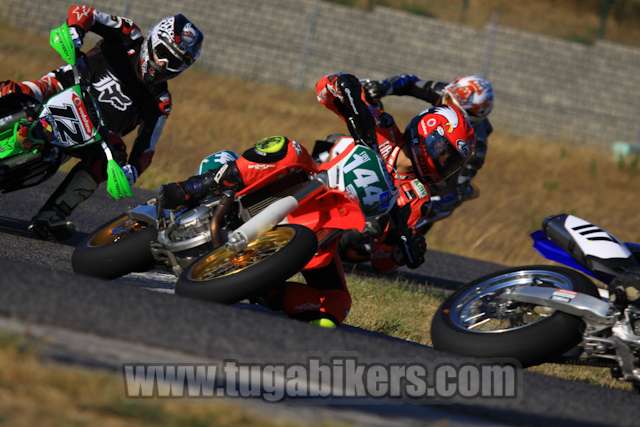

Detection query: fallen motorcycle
(431, 213), (640, 389)
(72, 138), (399, 304)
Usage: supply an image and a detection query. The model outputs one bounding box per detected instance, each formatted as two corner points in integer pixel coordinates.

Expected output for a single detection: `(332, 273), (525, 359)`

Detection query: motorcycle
(312, 135), (473, 271)
(431, 213), (640, 389)
(0, 24), (131, 200)
(72, 138), (398, 304)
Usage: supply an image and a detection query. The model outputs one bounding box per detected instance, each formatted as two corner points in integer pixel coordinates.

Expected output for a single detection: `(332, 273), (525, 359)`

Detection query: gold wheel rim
(189, 227), (295, 281)
(89, 215), (145, 247)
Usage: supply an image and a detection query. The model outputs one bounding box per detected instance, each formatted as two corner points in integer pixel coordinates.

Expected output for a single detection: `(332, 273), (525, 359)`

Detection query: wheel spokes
(190, 227), (295, 281)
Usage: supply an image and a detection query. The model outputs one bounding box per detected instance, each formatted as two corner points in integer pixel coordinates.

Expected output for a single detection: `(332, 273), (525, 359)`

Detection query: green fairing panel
(0, 121), (30, 160)
(49, 23), (76, 66)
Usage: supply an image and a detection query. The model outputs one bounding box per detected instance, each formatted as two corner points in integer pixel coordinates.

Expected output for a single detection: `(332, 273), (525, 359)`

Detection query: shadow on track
(0, 215), (89, 246)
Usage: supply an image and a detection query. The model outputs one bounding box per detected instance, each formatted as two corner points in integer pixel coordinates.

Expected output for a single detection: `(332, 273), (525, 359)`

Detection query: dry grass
(346, 275), (632, 391)
(2, 25), (638, 266)
(0, 333), (313, 427)
(330, 0), (640, 46)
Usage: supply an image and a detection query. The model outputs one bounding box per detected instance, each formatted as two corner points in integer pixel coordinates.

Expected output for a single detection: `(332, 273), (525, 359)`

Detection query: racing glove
(362, 79), (390, 101)
(122, 164), (138, 186)
(389, 204), (427, 269)
(160, 162), (244, 209)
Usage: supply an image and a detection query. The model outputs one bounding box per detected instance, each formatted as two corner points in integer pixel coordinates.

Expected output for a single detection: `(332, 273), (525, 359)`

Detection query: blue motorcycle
(432, 213), (640, 389)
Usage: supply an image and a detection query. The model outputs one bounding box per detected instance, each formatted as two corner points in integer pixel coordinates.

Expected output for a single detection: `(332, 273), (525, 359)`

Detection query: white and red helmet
(443, 75), (494, 122)
(405, 105), (475, 185)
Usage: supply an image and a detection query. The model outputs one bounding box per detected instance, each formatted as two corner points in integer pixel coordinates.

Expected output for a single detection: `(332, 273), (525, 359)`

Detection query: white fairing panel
(565, 215), (631, 259)
(329, 136), (355, 159)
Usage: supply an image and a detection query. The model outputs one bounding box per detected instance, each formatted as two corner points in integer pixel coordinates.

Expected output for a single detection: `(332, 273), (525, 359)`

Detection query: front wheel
(72, 214), (156, 279)
(431, 266), (600, 367)
(176, 224), (317, 304)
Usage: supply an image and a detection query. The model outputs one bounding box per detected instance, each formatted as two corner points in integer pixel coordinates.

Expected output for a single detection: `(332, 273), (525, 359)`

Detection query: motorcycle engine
(157, 201), (219, 253)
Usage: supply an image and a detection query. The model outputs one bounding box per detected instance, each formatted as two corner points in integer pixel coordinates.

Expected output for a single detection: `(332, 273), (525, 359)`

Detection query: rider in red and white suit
(315, 72), (476, 273)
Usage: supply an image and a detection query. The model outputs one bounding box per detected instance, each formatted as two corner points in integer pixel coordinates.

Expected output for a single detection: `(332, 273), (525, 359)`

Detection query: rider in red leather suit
(315, 72), (476, 273)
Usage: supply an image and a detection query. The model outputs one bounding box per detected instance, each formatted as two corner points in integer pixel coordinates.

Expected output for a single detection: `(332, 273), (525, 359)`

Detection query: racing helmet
(140, 14), (203, 84)
(442, 75), (494, 122)
(405, 105), (475, 185)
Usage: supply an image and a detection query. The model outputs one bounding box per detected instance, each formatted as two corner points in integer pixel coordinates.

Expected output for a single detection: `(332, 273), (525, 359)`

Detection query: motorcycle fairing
(533, 214), (639, 284)
(531, 230), (613, 284)
(39, 85), (101, 148)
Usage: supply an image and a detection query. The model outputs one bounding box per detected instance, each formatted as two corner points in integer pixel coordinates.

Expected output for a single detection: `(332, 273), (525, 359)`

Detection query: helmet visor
(424, 132), (464, 181)
(144, 39), (182, 83)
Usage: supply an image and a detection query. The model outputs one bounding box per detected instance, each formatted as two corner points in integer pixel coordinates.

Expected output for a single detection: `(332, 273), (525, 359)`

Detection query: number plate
(326, 144), (397, 218)
(40, 86), (100, 148)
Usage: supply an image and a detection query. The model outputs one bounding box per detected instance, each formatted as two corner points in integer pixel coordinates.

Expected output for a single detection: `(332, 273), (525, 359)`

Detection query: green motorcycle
(0, 23), (131, 199)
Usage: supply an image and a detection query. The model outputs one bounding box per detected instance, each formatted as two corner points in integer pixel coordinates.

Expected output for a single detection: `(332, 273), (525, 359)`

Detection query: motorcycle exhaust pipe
(226, 180), (322, 252)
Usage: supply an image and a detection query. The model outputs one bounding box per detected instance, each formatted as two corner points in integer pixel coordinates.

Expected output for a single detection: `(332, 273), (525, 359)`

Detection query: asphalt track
(0, 176), (638, 427)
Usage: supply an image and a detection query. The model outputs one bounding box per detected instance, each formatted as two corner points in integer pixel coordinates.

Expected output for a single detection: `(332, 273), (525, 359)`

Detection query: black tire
(176, 224), (317, 304)
(72, 214), (156, 279)
(431, 265), (600, 367)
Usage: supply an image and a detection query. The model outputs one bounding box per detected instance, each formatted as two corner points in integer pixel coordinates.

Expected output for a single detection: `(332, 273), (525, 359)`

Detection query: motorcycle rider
(315, 72), (477, 272)
(159, 136), (352, 328)
(362, 74), (494, 194)
(0, 4), (203, 240)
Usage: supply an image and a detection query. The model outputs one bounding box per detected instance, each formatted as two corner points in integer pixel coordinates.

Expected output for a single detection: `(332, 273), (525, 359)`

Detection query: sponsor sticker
(410, 179), (428, 199)
(71, 93), (93, 135)
(551, 289), (577, 303)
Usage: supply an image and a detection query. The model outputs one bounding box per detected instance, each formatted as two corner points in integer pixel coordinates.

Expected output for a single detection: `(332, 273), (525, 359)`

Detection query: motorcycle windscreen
(39, 85), (102, 148)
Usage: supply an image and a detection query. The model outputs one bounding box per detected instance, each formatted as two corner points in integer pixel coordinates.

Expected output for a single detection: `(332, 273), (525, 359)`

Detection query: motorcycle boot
(30, 168), (98, 241)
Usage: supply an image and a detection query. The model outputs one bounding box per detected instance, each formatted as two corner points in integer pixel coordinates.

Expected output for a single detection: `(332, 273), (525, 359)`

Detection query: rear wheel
(431, 266), (600, 367)
(72, 214), (156, 279)
(176, 224), (317, 304)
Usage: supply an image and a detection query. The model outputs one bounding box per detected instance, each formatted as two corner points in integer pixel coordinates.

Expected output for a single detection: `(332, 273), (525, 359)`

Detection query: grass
(0, 332), (339, 427)
(345, 274), (632, 391)
(324, 0), (640, 47)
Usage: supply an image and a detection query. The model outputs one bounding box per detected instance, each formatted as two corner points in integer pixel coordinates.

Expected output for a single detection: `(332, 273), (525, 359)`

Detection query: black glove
(362, 80), (389, 101)
(159, 162), (244, 210)
(389, 204), (427, 269)
(398, 232), (426, 269)
(159, 183), (188, 210)
(362, 79), (388, 101)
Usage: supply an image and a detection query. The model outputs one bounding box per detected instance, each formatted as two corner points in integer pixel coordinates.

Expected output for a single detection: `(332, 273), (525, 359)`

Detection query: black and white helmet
(140, 14), (203, 84)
